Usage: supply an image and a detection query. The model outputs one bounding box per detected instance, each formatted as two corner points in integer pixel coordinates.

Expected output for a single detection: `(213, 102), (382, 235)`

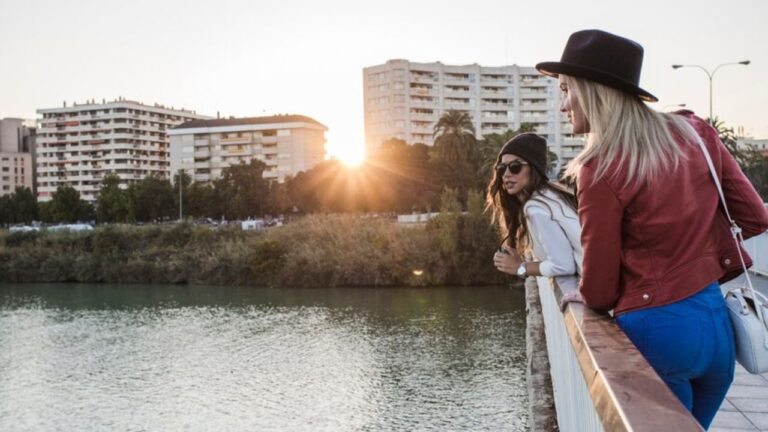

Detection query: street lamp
(671, 61), (750, 122)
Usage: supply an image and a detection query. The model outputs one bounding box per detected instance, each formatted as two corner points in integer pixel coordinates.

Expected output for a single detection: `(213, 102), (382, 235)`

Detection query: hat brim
(536, 61), (658, 102)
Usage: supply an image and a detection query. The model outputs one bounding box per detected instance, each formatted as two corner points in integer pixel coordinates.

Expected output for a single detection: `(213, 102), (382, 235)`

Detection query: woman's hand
(493, 246), (523, 275)
(560, 290), (585, 311)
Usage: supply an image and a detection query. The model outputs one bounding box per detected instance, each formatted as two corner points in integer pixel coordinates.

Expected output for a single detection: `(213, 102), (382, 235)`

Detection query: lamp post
(178, 169), (183, 222)
(671, 61), (750, 122)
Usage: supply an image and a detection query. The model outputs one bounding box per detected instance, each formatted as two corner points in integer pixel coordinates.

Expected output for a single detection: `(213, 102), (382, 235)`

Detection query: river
(0, 283), (528, 431)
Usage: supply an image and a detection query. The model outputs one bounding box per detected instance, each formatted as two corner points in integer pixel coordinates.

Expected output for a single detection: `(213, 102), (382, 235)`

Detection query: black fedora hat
(536, 29), (658, 102)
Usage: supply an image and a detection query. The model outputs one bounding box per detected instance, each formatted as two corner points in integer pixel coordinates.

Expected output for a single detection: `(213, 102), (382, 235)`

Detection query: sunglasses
(496, 160), (529, 175)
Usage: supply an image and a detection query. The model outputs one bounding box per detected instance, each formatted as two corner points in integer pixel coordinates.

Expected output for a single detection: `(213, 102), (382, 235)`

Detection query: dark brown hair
(485, 155), (578, 254)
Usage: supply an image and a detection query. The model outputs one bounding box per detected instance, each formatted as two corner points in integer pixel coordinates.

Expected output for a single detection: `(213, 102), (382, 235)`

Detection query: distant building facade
(363, 59), (585, 172)
(0, 118), (36, 196)
(169, 115), (327, 183)
(738, 137), (768, 157)
(36, 99), (208, 202)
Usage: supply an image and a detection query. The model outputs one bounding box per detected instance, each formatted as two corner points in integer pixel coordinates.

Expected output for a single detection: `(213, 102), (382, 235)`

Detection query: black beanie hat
(499, 133), (549, 179)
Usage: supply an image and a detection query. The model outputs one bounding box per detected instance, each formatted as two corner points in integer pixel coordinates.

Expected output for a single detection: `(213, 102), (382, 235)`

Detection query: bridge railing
(745, 231), (768, 276)
(535, 275), (705, 432)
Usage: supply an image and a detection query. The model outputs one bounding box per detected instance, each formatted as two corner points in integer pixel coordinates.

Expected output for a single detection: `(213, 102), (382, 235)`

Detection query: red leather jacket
(577, 112), (768, 315)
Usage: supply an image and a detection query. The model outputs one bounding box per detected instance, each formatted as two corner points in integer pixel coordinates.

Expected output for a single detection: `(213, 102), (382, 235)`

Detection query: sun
(329, 142), (366, 167)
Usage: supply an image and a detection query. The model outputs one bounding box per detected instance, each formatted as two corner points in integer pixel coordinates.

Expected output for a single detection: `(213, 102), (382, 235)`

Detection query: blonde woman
(537, 30), (768, 429)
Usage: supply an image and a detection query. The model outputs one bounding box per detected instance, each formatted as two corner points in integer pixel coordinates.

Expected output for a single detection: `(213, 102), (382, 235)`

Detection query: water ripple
(0, 285), (527, 431)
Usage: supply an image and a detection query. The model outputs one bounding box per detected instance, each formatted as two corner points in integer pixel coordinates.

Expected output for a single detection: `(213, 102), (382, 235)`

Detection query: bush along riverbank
(0, 191), (511, 287)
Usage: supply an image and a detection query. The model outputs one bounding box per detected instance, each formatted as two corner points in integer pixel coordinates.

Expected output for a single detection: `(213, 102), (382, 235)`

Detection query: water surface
(0, 284), (527, 431)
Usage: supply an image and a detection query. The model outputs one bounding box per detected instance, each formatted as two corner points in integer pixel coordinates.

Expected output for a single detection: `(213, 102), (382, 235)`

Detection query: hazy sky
(1, 0), (766, 160)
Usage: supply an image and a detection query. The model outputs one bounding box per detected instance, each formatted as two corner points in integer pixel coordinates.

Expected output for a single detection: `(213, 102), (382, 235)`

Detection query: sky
(1, 0), (766, 163)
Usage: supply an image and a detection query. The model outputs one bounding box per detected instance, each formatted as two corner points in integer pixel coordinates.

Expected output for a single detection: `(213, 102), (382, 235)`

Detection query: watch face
(517, 264), (526, 276)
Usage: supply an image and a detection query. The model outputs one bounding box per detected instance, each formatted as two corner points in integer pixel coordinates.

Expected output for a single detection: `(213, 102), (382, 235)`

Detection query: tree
(433, 110), (478, 162)
(187, 181), (216, 219)
(366, 138), (437, 212)
(216, 160), (270, 219)
(0, 194), (12, 226)
(127, 176), (175, 222)
(9, 187), (38, 224)
(265, 179), (291, 216)
(710, 117), (768, 200)
(431, 110), (481, 206)
(46, 186), (91, 223)
(547, 149), (559, 176)
(96, 174), (128, 223)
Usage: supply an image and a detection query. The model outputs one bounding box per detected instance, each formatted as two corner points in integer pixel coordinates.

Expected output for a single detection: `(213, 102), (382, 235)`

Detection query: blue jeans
(616, 281), (735, 429)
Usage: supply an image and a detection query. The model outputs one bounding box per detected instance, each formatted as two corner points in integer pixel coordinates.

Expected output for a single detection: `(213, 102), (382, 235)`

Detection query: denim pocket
(640, 315), (704, 377)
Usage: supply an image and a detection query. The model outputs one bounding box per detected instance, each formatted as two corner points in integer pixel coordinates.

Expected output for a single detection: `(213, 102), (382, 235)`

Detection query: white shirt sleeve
(525, 206), (577, 277)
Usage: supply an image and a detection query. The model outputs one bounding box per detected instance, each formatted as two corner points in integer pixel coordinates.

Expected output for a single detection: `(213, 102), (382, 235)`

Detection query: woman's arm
(493, 247), (542, 276)
(526, 207), (577, 277)
(577, 168), (623, 312)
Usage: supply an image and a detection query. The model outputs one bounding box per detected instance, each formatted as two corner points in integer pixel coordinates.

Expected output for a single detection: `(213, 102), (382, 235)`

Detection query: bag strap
(694, 133), (768, 347)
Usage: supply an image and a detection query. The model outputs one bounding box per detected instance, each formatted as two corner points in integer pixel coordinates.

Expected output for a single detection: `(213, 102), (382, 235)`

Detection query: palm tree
(709, 116), (761, 168)
(428, 110), (481, 206)
(433, 110), (478, 162)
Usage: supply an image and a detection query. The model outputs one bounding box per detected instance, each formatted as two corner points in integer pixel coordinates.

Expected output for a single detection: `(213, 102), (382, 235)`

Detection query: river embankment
(0, 213), (508, 287)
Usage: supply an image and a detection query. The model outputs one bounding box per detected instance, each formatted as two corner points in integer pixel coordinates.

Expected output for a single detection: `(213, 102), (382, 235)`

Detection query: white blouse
(523, 189), (583, 277)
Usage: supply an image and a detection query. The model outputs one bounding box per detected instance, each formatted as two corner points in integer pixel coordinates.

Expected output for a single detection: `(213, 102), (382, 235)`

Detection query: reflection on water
(0, 284), (528, 431)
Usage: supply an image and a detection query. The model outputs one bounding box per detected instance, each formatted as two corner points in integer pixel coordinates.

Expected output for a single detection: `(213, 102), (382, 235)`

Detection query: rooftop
(174, 115), (326, 130)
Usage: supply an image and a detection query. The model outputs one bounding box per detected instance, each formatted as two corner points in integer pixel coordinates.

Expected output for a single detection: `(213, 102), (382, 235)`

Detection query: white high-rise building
(363, 59), (585, 172)
(0, 118), (36, 196)
(169, 115), (327, 183)
(36, 99), (208, 202)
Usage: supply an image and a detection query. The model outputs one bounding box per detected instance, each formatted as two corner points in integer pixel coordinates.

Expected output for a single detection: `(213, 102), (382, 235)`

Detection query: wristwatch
(516, 263), (527, 278)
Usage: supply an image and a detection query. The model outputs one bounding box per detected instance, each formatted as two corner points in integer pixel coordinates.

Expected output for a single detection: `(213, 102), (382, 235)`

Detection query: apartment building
(363, 59), (585, 172)
(738, 137), (768, 157)
(0, 118), (35, 196)
(168, 115), (327, 183)
(36, 99), (208, 202)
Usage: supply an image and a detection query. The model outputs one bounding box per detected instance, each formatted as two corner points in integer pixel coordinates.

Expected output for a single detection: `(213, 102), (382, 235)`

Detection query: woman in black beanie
(487, 133), (582, 280)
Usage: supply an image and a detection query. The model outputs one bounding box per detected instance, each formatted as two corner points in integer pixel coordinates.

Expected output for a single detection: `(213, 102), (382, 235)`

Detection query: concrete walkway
(711, 273), (768, 432)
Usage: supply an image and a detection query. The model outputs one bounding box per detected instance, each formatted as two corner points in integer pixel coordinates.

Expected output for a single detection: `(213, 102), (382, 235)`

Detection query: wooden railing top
(551, 276), (704, 432)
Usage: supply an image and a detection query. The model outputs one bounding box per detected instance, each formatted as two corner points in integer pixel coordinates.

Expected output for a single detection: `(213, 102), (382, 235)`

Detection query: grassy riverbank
(0, 212), (508, 287)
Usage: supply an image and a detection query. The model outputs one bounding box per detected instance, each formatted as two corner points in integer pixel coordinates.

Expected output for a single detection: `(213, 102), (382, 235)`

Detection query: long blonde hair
(562, 75), (701, 186)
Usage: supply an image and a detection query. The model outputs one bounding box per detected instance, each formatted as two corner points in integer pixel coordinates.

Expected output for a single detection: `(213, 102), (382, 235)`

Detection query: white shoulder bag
(696, 135), (768, 374)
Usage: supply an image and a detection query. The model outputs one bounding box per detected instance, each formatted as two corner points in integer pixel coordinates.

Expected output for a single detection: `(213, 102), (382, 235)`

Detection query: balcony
(520, 77), (550, 88)
(409, 112), (437, 121)
(409, 87), (437, 98)
(480, 87), (509, 96)
(520, 100), (550, 110)
(409, 72), (438, 83)
(408, 100), (437, 109)
(479, 77), (512, 86)
(220, 136), (252, 145)
(520, 89), (549, 98)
